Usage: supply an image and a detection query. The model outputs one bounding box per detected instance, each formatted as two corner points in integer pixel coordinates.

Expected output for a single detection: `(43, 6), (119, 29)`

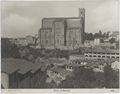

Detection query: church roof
(42, 17), (81, 20)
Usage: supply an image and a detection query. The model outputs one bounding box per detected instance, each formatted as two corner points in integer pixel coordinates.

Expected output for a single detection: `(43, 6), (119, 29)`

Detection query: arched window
(107, 56), (110, 58)
(117, 56), (119, 58)
(102, 56), (105, 58)
(111, 56), (115, 58)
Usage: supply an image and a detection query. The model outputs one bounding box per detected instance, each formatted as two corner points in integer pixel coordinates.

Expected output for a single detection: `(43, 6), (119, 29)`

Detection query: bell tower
(79, 8), (85, 18)
(79, 8), (85, 44)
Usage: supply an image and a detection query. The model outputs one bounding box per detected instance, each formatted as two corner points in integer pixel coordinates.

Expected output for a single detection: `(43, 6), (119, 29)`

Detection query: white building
(111, 61), (119, 71)
(109, 31), (119, 42)
(93, 65), (105, 73)
(69, 54), (84, 61)
(84, 48), (119, 59)
(47, 67), (72, 85)
(94, 38), (101, 46)
(84, 40), (94, 47)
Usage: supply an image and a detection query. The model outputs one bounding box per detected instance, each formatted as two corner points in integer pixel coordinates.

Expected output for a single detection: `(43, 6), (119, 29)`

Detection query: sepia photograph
(1, 0), (119, 93)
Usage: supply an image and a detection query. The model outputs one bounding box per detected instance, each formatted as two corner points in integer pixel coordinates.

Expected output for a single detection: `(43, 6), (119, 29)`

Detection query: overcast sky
(1, 0), (119, 38)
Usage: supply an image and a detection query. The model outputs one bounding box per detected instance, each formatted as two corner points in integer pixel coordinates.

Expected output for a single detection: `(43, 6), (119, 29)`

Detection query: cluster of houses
(8, 31), (119, 50)
(2, 51), (119, 88)
(1, 58), (45, 88)
(84, 31), (119, 49)
(9, 35), (38, 47)
(2, 30), (119, 88)
(46, 57), (119, 85)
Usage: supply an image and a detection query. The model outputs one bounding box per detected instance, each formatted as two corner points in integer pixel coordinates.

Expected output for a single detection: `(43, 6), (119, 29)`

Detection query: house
(47, 67), (72, 85)
(111, 60), (119, 71)
(92, 64), (105, 73)
(65, 58), (89, 71)
(84, 40), (94, 47)
(109, 31), (119, 42)
(94, 38), (101, 46)
(1, 58), (33, 88)
(97, 42), (116, 49)
(1, 58), (49, 88)
(69, 54), (84, 61)
(65, 63), (82, 72)
(70, 59), (88, 65)
(30, 62), (44, 88)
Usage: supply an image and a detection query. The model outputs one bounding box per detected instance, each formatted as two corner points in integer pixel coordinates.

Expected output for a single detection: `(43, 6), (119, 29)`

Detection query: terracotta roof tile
(1, 58), (33, 74)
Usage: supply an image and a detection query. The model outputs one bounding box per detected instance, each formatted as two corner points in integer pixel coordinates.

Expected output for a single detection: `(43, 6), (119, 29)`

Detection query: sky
(1, 0), (119, 38)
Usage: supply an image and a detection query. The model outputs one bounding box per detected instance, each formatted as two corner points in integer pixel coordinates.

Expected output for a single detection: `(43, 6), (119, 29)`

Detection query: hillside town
(1, 8), (119, 89)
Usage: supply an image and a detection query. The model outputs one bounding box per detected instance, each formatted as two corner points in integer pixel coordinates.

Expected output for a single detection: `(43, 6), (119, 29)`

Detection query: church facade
(38, 8), (85, 50)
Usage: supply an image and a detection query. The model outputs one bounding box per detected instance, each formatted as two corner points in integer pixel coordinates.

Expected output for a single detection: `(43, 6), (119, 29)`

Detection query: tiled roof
(31, 63), (42, 73)
(1, 58), (46, 74)
(18, 64), (33, 74)
(1, 58), (33, 74)
(50, 67), (72, 77)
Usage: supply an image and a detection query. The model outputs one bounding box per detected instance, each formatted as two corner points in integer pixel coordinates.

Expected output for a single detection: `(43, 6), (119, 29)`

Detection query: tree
(1, 38), (20, 58)
(74, 67), (96, 83)
(109, 38), (115, 44)
(1, 38), (11, 57)
(84, 32), (94, 40)
(10, 44), (21, 58)
(59, 67), (97, 88)
(99, 30), (102, 37)
(100, 39), (104, 43)
(106, 32), (110, 38)
(104, 64), (119, 88)
(59, 76), (75, 88)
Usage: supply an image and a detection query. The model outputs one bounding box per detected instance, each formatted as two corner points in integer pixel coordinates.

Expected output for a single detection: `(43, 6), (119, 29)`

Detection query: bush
(1, 38), (20, 58)
(104, 64), (119, 88)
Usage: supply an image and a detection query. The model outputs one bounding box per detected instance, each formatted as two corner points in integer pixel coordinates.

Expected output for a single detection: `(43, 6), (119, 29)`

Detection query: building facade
(84, 40), (94, 47)
(84, 48), (119, 59)
(109, 31), (119, 42)
(39, 8), (85, 49)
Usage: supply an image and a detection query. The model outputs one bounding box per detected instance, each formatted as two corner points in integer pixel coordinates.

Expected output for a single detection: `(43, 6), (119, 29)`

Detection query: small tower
(79, 8), (85, 19)
(79, 8), (85, 44)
